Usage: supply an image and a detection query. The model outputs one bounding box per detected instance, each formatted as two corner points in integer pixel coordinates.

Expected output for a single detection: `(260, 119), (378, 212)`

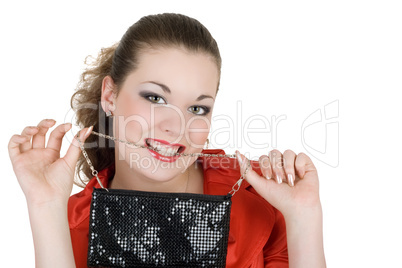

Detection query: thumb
(63, 126), (93, 170)
(235, 150), (282, 206)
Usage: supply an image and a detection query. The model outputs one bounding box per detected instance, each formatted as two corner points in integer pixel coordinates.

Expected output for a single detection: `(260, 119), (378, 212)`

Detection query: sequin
(87, 188), (232, 267)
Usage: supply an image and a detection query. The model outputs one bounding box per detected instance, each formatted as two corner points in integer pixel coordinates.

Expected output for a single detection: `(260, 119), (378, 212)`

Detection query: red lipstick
(144, 138), (186, 163)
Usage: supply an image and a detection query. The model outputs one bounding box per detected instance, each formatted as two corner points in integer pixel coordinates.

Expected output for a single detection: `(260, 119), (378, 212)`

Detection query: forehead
(128, 47), (220, 97)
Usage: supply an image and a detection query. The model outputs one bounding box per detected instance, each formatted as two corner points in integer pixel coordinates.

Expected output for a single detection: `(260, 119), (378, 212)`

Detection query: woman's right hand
(8, 119), (93, 206)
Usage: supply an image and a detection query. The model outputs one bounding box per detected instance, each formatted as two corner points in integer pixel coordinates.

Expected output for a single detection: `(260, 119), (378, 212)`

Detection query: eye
(146, 94), (166, 104)
(189, 106), (210, 116)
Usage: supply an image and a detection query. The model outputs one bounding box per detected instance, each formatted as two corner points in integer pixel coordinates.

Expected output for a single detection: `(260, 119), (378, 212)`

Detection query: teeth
(147, 140), (181, 156)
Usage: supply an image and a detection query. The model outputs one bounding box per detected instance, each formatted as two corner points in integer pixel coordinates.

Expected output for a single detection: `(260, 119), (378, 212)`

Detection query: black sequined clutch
(87, 188), (232, 268)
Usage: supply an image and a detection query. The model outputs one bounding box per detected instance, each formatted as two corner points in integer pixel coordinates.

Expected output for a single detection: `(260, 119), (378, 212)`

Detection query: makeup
(144, 138), (186, 163)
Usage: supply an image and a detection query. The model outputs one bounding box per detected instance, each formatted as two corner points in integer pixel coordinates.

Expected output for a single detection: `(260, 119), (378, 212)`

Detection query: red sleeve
(70, 220), (90, 268)
(68, 190), (93, 268)
(263, 208), (289, 267)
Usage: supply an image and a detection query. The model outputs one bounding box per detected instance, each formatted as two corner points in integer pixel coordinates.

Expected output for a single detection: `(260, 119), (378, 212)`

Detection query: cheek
(186, 117), (211, 149)
(114, 96), (152, 143)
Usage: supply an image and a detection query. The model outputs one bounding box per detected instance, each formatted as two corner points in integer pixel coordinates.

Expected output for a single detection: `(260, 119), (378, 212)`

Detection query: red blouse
(68, 149), (288, 267)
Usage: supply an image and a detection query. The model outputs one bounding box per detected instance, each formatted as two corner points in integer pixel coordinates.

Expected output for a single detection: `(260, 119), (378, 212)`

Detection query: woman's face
(103, 47), (219, 182)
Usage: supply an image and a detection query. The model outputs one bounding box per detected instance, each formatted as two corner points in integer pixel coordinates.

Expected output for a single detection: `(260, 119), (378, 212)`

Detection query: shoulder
(68, 165), (115, 267)
(198, 148), (277, 228)
(198, 148), (266, 196)
(199, 149), (287, 267)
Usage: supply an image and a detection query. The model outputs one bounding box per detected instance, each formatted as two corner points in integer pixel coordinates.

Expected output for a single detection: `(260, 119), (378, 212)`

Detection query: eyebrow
(148, 81), (215, 101)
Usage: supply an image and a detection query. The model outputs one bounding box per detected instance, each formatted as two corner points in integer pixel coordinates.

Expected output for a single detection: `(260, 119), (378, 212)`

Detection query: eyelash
(142, 93), (211, 116)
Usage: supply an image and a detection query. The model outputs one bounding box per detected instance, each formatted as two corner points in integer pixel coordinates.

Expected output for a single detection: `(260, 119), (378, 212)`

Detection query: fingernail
(276, 174), (282, 184)
(288, 174), (294, 187)
(84, 126), (93, 138)
(236, 150), (243, 165)
(64, 123), (72, 132)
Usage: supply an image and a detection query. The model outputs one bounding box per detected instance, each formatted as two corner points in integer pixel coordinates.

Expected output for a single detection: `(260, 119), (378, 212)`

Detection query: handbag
(77, 131), (250, 268)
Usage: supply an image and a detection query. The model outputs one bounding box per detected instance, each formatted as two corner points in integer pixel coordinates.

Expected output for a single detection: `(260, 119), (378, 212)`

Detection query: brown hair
(70, 13), (222, 186)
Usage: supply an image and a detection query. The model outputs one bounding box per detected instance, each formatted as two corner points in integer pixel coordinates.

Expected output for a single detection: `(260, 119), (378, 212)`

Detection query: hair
(70, 13), (222, 187)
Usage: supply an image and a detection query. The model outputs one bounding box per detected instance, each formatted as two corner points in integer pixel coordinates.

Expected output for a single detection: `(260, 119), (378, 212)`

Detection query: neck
(109, 159), (195, 193)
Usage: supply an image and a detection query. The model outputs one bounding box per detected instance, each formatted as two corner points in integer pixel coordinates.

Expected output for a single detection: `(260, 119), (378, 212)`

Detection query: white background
(1, 0), (401, 267)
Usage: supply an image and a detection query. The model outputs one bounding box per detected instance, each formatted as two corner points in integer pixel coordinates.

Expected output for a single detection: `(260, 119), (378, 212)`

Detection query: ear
(101, 75), (117, 115)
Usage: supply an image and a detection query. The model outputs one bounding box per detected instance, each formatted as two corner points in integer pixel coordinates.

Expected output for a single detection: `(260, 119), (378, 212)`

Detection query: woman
(8, 13), (326, 267)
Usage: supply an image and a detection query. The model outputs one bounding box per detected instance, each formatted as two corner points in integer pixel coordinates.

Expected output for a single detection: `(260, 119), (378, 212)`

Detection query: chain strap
(75, 130), (251, 196)
(76, 136), (108, 191)
(91, 131), (237, 159)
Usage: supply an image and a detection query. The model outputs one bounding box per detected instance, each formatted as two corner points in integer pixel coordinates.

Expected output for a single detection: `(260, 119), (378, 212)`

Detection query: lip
(144, 138), (186, 163)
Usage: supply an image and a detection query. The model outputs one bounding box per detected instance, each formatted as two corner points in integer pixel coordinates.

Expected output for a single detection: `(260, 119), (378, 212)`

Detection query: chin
(142, 169), (183, 183)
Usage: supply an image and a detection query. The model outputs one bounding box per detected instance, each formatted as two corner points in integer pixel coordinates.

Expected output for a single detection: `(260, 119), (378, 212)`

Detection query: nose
(153, 104), (186, 140)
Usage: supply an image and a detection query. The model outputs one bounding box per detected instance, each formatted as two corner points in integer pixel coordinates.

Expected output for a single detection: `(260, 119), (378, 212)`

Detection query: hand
(236, 149), (321, 219)
(8, 119), (93, 206)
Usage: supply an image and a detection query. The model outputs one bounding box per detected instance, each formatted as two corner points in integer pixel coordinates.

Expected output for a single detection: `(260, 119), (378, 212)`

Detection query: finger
(8, 134), (30, 160)
(269, 149), (286, 184)
(47, 123), (73, 152)
(295, 152), (318, 180)
(283, 149), (297, 187)
(20, 126), (40, 152)
(236, 151), (282, 205)
(63, 126), (93, 171)
(32, 119), (56, 149)
(235, 150), (250, 172)
(236, 150), (269, 189)
(259, 155), (273, 180)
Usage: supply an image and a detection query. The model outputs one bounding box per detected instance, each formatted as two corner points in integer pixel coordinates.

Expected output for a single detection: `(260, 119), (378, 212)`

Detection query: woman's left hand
(235, 149), (321, 219)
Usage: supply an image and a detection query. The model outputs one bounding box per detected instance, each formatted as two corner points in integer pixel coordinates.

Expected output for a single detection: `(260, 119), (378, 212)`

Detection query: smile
(144, 138), (186, 163)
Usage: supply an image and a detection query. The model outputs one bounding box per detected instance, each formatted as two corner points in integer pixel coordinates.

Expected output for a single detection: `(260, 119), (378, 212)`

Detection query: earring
(106, 103), (115, 117)
(204, 138), (209, 149)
